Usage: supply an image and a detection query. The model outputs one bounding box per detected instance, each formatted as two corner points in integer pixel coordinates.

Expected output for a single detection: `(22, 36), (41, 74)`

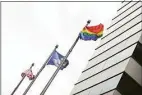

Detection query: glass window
(104, 44), (136, 69)
(76, 89), (91, 95)
(111, 2), (140, 27)
(125, 58), (142, 85)
(101, 74), (122, 93)
(87, 42), (137, 71)
(102, 90), (115, 95)
(95, 24), (141, 60)
(139, 33), (142, 44)
(102, 90), (122, 95)
(99, 14), (141, 49)
(89, 74), (123, 95)
(132, 42), (142, 66)
(125, 32), (141, 47)
(117, 2), (133, 14)
(73, 60), (127, 94)
(78, 61), (105, 82)
(73, 74), (122, 95)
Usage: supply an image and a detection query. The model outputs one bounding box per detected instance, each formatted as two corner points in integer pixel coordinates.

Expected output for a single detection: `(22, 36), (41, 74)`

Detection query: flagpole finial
(30, 63), (34, 69)
(55, 45), (59, 48)
(32, 63), (34, 67)
(87, 20), (91, 24)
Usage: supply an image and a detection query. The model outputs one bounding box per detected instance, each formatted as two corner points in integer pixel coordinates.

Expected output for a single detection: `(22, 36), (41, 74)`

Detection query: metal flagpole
(11, 63), (34, 95)
(40, 20), (91, 95)
(22, 45), (58, 95)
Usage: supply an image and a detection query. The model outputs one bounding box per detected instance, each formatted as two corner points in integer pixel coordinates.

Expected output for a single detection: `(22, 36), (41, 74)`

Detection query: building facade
(70, 1), (142, 95)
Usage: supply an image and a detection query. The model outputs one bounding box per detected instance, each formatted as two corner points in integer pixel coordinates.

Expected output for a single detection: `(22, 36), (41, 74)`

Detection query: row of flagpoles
(11, 20), (104, 95)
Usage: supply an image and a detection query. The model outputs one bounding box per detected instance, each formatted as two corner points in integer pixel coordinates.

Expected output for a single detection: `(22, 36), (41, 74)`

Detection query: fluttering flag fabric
(47, 51), (69, 70)
(79, 23), (104, 41)
(21, 69), (35, 80)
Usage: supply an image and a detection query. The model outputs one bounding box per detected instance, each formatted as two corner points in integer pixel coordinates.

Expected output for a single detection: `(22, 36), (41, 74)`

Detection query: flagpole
(22, 45), (58, 95)
(11, 63), (34, 95)
(40, 20), (91, 95)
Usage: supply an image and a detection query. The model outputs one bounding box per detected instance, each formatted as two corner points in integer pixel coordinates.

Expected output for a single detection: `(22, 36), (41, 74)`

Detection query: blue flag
(47, 51), (69, 70)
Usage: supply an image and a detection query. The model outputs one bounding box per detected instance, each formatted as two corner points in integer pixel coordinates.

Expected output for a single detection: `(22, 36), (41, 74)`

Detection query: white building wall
(70, 1), (142, 95)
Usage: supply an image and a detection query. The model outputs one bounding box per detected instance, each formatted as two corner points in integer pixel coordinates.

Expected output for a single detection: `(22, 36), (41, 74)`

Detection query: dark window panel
(132, 42), (142, 66)
(116, 72), (142, 95)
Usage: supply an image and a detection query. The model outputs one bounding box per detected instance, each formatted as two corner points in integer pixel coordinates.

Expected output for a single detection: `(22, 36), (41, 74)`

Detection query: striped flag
(79, 23), (104, 41)
(21, 69), (35, 80)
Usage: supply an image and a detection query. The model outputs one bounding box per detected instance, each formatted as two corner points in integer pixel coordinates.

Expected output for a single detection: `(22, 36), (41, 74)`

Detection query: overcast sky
(2, 2), (120, 95)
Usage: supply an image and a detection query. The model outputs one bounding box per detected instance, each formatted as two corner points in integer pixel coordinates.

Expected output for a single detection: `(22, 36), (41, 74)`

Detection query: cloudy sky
(2, 2), (120, 95)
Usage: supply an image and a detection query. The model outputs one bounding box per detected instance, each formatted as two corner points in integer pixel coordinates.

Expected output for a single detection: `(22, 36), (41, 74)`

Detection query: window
(132, 42), (142, 66)
(73, 74), (123, 95)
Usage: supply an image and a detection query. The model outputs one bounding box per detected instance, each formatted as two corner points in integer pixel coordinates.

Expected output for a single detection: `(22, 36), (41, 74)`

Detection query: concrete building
(70, 1), (142, 95)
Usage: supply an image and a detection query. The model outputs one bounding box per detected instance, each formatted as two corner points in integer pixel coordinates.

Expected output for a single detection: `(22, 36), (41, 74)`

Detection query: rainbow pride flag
(79, 23), (104, 41)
